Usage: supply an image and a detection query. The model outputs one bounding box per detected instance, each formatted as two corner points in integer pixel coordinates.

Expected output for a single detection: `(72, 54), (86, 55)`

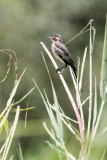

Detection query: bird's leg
(56, 63), (67, 74)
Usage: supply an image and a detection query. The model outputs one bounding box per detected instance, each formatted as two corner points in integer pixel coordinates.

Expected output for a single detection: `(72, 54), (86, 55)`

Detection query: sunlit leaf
(0, 117), (3, 134)
(0, 107), (11, 128)
(4, 119), (8, 136)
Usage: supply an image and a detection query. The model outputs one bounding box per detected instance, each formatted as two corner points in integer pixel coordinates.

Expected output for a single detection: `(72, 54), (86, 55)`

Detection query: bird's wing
(55, 42), (75, 65)
(55, 42), (77, 78)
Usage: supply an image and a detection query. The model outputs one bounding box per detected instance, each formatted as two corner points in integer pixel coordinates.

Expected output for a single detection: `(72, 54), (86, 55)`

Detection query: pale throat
(51, 41), (64, 63)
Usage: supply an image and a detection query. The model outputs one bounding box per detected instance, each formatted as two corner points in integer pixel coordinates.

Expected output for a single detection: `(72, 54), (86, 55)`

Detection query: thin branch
(65, 20), (94, 45)
(82, 95), (93, 106)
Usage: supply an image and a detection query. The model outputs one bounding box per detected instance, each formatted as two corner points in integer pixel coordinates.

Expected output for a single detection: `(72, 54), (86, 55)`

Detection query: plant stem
(41, 42), (84, 144)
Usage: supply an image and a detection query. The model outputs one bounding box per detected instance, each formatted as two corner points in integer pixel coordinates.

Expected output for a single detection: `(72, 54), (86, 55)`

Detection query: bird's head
(48, 34), (63, 43)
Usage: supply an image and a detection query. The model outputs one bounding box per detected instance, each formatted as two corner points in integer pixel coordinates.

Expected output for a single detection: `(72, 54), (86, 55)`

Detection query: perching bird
(49, 34), (77, 79)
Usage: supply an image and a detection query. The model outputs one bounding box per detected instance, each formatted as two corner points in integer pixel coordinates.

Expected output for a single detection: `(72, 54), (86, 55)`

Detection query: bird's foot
(56, 68), (62, 74)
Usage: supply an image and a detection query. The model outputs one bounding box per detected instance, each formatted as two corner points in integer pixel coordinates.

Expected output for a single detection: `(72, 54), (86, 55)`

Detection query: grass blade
(33, 80), (59, 133)
(92, 77), (97, 130)
(87, 21), (95, 138)
(2, 106), (20, 160)
(100, 14), (107, 101)
(41, 52), (63, 139)
(0, 69), (26, 120)
(79, 46), (87, 92)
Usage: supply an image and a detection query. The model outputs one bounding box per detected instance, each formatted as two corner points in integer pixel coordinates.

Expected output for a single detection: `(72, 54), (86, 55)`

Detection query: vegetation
(33, 19), (107, 159)
(0, 0), (107, 159)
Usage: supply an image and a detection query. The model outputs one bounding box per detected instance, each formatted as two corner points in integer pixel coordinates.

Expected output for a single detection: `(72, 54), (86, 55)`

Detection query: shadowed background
(0, 0), (107, 159)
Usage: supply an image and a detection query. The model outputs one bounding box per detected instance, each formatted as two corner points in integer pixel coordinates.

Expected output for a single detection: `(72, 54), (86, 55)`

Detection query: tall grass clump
(0, 50), (34, 160)
(34, 16), (107, 160)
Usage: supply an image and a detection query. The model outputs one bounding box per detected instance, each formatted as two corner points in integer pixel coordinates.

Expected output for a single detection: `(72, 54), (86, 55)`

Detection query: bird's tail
(71, 66), (77, 80)
(68, 58), (77, 79)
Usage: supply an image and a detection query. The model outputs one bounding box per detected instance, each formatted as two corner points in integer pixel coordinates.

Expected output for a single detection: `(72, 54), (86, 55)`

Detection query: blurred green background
(0, 0), (107, 159)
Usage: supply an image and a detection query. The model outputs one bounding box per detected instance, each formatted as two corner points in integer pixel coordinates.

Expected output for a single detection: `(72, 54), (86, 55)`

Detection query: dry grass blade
(0, 49), (18, 85)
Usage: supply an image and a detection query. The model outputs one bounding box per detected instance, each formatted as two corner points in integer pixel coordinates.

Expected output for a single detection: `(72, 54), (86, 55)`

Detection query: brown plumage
(49, 34), (77, 79)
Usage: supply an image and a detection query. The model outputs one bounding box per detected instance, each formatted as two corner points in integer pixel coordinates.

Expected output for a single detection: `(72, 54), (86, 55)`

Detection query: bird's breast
(51, 43), (64, 63)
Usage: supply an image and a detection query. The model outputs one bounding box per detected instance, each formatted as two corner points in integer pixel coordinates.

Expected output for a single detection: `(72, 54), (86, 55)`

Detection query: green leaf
(12, 87), (35, 107)
(101, 150), (106, 160)
(0, 125), (3, 134)
(11, 107), (35, 112)
(33, 80), (59, 135)
(6, 68), (27, 108)
(43, 90), (59, 134)
(0, 117), (3, 134)
(41, 52), (63, 140)
(45, 141), (65, 153)
(4, 119), (8, 136)
(17, 143), (24, 160)
(0, 117), (9, 135)
(0, 106), (12, 128)
(92, 77), (97, 130)
(100, 15), (107, 101)
(2, 106), (20, 160)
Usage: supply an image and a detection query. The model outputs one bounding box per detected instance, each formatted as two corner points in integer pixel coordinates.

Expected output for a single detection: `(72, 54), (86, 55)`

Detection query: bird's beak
(48, 36), (52, 39)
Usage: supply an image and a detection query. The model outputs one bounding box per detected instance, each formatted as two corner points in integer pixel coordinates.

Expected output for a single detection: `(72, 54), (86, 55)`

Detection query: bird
(49, 34), (77, 79)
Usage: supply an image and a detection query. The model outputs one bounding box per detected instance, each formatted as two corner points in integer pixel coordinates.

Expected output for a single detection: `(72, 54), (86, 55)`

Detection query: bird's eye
(53, 37), (57, 41)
